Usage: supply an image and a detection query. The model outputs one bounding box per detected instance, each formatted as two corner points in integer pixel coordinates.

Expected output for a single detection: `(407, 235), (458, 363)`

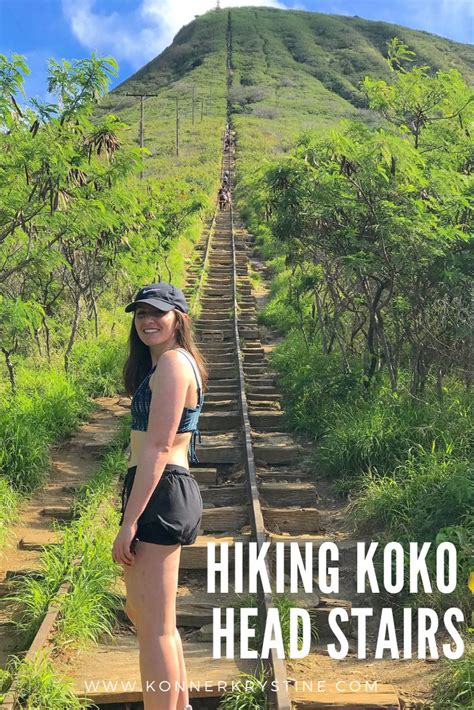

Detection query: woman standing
(112, 282), (208, 710)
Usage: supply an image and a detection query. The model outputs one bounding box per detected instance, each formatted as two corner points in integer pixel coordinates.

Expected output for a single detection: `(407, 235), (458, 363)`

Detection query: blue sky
(1, 0), (472, 100)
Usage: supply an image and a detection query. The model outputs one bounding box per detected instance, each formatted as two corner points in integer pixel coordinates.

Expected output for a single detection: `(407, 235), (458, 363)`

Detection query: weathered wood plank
(65, 638), (257, 704)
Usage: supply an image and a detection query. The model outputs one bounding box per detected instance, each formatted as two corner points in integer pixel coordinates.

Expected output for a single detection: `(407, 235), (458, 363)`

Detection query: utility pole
(139, 96), (145, 178)
(175, 96), (180, 156)
(118, 92), (160, 179)
(216, 0), (220, 8)
(140, 96), (144, 148)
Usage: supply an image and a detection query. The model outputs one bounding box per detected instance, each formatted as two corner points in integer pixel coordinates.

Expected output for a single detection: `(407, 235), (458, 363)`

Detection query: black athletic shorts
(118, 463), (203, 546)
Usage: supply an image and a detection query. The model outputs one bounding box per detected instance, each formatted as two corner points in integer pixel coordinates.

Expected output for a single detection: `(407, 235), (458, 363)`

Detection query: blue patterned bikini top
(130, 348), (204, 464)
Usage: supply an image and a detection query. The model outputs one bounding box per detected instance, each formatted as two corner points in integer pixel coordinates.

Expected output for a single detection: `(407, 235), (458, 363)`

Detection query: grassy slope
(226, 7), (474, 177)
(103, 7), (473, 192)
(98, 10), (228, 188)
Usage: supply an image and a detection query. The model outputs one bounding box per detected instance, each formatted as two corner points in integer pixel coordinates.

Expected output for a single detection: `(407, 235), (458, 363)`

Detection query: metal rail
(188, 129), (228, 317)
(229, 157), (291, 710)
(0, 557), (84, 710)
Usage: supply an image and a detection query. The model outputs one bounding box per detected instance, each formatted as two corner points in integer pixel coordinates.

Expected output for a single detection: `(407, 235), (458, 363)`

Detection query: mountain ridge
(113, 7), (473, 102)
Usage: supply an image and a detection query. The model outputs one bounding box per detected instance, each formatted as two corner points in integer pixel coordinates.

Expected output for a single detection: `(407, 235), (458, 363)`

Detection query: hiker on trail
(223, 173), (229, 186)
(218, 187), (227, 210)
(218, 187), (231, 210)
(112, 282), (207, 710)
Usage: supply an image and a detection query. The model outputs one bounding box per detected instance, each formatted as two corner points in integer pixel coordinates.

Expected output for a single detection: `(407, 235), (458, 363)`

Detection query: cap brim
(124, 298), (175, 313)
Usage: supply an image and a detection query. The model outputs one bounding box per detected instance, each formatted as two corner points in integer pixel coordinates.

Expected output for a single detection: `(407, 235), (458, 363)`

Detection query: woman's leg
(123, 540), (182, 710)
(175, 627), (190, 709)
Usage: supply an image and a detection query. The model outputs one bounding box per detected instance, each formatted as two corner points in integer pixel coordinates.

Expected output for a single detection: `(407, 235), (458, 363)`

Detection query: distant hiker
(219, 187), (231, 210)
(218, 188), (227, 210)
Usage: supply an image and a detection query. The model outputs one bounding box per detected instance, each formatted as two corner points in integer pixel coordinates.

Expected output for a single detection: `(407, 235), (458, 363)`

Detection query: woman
(112, 282), (208, 710)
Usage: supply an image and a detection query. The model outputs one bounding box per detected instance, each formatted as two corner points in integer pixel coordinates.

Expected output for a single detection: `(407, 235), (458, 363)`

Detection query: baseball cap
(124, 283), (189, 314)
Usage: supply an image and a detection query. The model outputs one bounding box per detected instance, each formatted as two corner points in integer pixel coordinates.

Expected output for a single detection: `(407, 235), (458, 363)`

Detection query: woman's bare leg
(175, 627), (190, 708)
(123, 540), (182, 709)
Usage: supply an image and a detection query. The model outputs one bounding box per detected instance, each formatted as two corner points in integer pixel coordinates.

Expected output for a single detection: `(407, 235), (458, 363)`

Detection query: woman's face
(134, 304), (177, 347)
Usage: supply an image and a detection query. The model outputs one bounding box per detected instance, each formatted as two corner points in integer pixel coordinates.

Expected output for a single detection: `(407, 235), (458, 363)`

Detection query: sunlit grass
(217, 662), (270, 710)
(429, 641), (474, 709)
(5, 424), (128, 650)
(3, 651), (93, 709)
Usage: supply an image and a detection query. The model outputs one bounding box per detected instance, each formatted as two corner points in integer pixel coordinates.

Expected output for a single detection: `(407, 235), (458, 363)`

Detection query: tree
(256, 41), (472, 396)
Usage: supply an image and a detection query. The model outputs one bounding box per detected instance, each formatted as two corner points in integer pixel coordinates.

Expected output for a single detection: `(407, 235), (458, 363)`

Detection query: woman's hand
(112, 521), (138, 566)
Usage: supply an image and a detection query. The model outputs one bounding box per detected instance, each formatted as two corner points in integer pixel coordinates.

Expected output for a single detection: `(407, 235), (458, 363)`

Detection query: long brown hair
(123, 309), (209, 397)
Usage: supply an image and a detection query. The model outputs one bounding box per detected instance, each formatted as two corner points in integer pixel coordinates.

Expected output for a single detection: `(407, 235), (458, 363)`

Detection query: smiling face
(134, 303), (178, 348)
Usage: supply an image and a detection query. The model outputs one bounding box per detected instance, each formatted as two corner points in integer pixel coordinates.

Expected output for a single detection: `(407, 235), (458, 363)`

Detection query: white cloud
(62, 0), (292, 70)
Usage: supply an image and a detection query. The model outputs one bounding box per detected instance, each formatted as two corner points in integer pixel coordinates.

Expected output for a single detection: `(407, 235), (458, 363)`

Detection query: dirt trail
(0, 396), (128, 668)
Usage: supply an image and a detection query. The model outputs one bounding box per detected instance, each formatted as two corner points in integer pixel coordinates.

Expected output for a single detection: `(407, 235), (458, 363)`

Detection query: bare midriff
(128, 429), (193, 469)
(127, 369), (199, 470)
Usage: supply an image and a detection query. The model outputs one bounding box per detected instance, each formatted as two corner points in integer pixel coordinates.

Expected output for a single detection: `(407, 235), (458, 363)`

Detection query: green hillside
(108, 6), (473, 178)
(96, 10), (228, 191)
(114, 10), (229, 94)
(226, 7), (473, 172)
(228, 7), (473, 107)
(117, 7), (473, 101)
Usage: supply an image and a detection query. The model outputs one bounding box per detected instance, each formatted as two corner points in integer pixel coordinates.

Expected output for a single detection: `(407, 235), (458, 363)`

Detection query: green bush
(68, 337), (128, 397)
(318, 388), (471, 479)
(0, 371), (91, 494)
(352, 450), (473, 539)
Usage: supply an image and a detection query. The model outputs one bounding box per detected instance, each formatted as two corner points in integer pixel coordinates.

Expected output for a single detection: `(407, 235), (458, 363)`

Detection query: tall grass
(429, 642), (474, 709)
(6, 426), (128, 650)
(0, 335), (129, 555)
(67, 337), (128, 398)
(318, 384), (471, 482)
(266, 328), (362, 438)
(217, 663), (270, 710)
(351, 450), (472, 539)
(0, 372), (92, 495)
(2, 651), (93, 709)
(0, 476), (19, 549)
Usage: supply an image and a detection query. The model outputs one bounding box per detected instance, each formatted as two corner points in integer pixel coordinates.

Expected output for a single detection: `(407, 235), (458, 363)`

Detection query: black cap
(125, 283), (189, 314)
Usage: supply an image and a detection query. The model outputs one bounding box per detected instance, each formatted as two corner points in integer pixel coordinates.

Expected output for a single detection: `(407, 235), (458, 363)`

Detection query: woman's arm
(121, 350), (188, 526)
